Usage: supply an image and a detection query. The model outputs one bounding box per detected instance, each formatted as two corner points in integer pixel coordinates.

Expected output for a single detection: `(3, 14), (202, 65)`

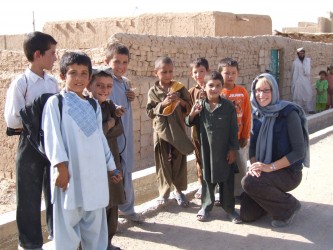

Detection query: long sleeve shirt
(4, 68), (58, 128)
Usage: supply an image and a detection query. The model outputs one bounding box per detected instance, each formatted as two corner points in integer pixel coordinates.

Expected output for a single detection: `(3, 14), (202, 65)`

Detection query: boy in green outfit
(315, 70), (328, 112)
(186, 71), (241, 223)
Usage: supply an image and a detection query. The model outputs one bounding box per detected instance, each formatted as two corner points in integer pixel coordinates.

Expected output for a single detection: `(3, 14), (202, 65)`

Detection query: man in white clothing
(291, 47), (315, 114)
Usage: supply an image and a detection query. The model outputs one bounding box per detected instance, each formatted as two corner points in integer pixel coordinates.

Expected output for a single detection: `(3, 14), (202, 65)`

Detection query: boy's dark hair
(105, 42), (130, 62)
(23, 31), (57, 62)
(319, 70), (328, 76)
(207, 71), (224, 86)
(217, 57), (239, 72)
(190, 57), (209, 70)
(60, 51), (92, 76)
(155, 56), (173, 70)
(90, 67), (113, 85)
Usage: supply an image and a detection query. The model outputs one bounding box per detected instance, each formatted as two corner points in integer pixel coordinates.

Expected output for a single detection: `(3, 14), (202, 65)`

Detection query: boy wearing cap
(87, 66), (125, 250)
(291, 47), (315, 114)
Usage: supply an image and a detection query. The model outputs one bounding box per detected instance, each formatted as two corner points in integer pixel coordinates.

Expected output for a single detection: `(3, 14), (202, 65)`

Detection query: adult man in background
(291, 47), (315, 114)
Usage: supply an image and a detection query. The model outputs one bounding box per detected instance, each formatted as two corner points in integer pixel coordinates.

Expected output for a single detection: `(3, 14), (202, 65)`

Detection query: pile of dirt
(0, 178), (16, 214)
(274, 30), (333, 43)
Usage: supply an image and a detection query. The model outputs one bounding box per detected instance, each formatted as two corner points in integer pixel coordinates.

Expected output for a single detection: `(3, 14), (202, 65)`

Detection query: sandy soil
(0, 177), (16, 214)
(2, 132), (333, 250)
(111, 133), (333, 250)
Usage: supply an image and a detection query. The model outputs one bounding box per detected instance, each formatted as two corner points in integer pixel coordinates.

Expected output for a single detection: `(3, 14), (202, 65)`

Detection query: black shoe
(271, 201), (301, 227)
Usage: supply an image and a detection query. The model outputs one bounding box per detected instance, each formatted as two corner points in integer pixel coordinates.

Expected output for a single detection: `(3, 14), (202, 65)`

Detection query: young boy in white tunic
(42, 52), (119, 250)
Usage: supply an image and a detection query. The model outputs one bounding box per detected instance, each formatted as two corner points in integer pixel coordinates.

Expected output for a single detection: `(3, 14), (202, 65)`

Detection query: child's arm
(188, 101), (202, 123)
(146, 88), (164, 118)
(55, 162), (69, 192)
(4, 76), (27, 129)
(240, 88), (251, 147)
(125, 88), (136, 102)
(171, 88), (192, 113)
(228, 104), (240, 160)
(226, 150), (237, 165)
(96, 105), (117, 172)
(115, 105), (126, 117)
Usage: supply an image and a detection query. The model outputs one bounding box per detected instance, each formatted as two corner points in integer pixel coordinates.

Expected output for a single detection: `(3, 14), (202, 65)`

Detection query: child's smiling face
(61, 64), (90, 98)
(88, 76), (113, 103)
(205, 79), (222, 100)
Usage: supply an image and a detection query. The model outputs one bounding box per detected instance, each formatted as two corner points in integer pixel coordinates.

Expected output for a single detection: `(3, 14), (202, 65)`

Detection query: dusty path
(2, 129), (332, 250)
(110, 133), (333, 250)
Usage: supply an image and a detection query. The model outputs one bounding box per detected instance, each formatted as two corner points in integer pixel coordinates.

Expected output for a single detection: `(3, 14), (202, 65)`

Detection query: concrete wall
(1, 33), (333, 178)
(42, 12), (272, 49)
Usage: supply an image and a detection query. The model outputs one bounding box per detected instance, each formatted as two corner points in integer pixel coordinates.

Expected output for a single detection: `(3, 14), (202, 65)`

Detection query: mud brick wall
(1, 33), (333, 178)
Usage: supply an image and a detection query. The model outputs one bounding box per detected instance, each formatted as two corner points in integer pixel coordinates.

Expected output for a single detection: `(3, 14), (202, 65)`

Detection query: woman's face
(255, 79), (272, 107)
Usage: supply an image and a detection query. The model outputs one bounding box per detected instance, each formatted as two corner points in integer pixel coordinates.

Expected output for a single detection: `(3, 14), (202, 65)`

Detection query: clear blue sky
(0, 0), (330, 35)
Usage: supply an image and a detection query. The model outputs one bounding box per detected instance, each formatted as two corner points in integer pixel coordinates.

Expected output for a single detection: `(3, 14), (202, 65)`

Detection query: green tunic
(186, 96), (239, 183)
(316, 79), (328, 104)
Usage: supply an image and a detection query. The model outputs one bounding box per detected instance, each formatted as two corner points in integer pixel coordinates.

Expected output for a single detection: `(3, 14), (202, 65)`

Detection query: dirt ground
(111, 132), (333, 250)
(0, 177), (16, 214)
(2, 131), (333, 250)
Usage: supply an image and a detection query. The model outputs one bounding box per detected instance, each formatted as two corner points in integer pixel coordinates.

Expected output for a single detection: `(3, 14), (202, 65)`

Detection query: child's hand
(227, 150), (236, 165)
(199, 90), (206, 99)
(239, 138), (248, 148)
(126, 88), (136, 102)
(161, 94), (174, 107)
(190, 101), (202, 116)
(115, 106), (126, 117)
(109, 169), (123, 184)
(55, 163), (69, 192)
(107, 117), (116, 130)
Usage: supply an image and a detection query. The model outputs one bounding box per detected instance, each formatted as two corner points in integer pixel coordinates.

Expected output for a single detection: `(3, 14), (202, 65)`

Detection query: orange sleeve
(240, 87), (251, 139)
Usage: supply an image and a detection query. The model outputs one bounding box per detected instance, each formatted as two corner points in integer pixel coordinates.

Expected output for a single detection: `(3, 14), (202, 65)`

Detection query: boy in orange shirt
(218, 57), (251, 200)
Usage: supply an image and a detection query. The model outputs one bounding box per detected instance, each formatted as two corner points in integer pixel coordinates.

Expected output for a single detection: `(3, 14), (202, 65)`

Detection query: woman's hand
(247, 161), (272, 177)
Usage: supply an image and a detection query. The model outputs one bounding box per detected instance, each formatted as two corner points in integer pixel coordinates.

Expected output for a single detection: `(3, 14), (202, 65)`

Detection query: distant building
(282, 12), (333, 33)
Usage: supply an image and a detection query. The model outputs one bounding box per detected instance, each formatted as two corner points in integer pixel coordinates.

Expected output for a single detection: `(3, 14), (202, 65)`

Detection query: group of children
(147, 56), (251, 224)
(4, 31), (253, 249)
(315, 66), (333, 112)
(4, 32), (139, 250)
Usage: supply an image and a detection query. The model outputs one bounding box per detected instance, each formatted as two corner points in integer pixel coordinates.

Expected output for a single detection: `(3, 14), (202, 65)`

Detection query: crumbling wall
(42, 12), (272, 49)
(1, 33), (333, 178)
(0, 35), (25, 51)
(283, 16), (333, 33)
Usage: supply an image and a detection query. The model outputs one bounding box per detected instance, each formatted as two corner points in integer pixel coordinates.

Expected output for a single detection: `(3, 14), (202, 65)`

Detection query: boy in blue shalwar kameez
(42, 52), (119, 250)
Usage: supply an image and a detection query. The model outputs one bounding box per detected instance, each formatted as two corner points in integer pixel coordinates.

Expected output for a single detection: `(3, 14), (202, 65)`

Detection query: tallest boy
(105, 42), (141, 222)
(4, 32), (58, 249)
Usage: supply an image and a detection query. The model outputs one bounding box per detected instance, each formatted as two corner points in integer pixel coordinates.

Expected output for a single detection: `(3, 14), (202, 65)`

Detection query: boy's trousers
(16, 132), (53, 249)
(154, 140), (188, 199)
(201, 170), (235, 214)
